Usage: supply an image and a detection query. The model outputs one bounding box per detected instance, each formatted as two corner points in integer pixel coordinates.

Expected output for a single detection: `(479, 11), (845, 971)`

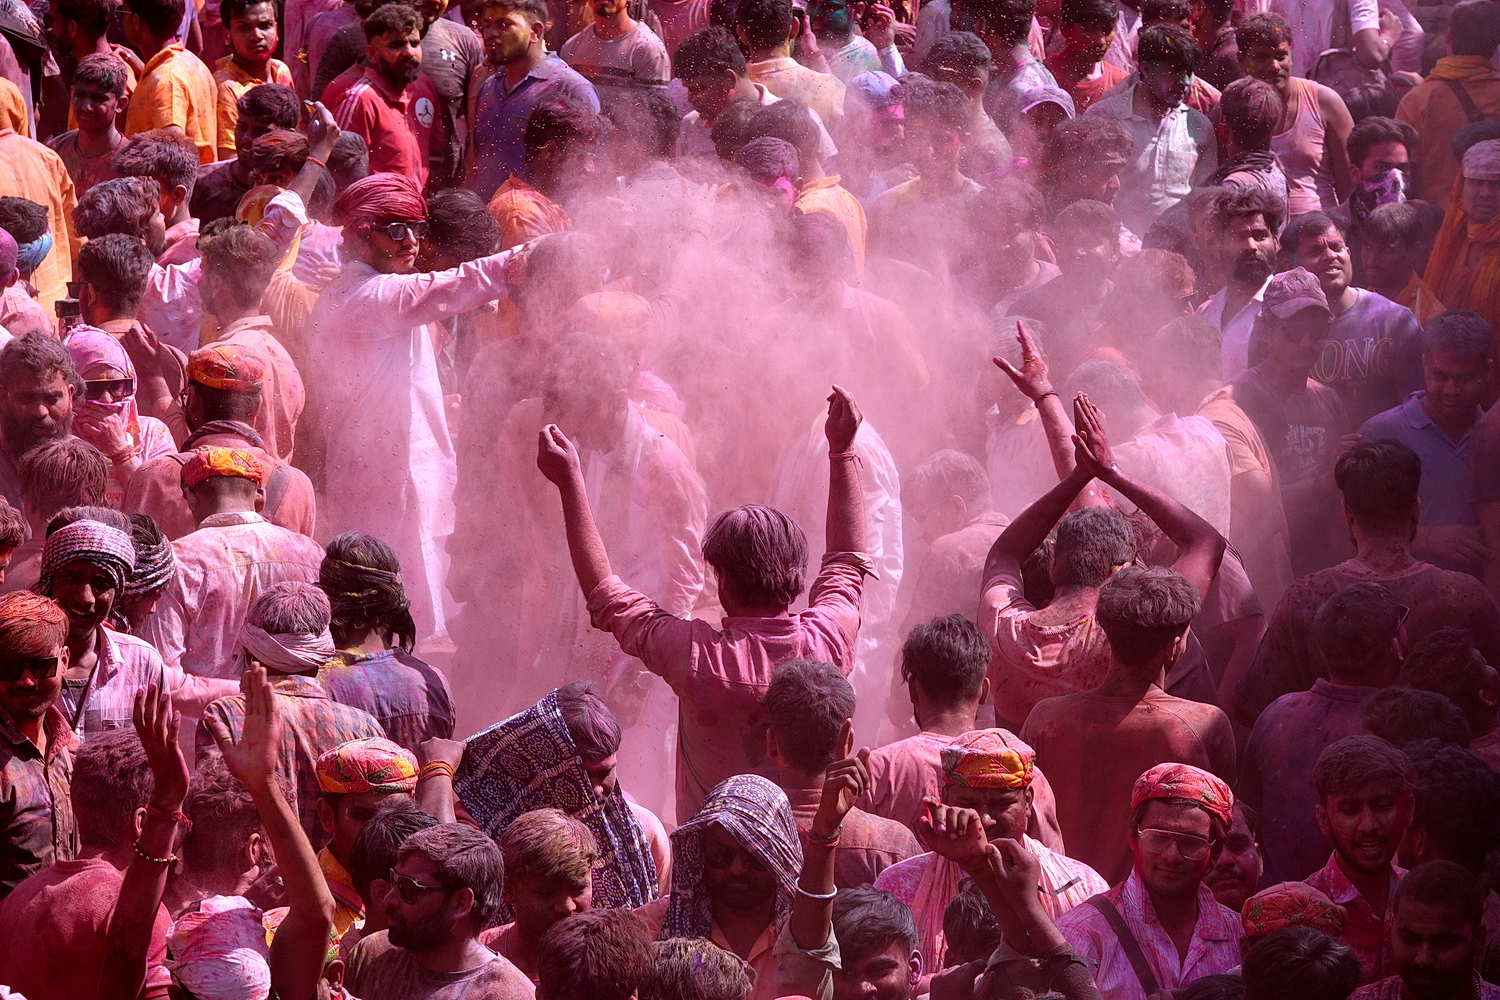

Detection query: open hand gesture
(205, 663), (282, 791)
(537, 424), (582, 486)
(916, 799), (991, 870)
(1071, 393), (1118, 480)
(992, 321), (1053, 402)
(825, 384), (863, 454)
(133, 683), (188, 808)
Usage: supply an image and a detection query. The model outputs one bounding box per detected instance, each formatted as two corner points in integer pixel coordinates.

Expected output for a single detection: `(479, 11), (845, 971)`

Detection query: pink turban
(335, 173), (426, 230)
(1242, 882), (1347, 939)
(1131, 763), (1234, 827)
(166, 896), (271, 1000)
(940, 729), (1036, 789)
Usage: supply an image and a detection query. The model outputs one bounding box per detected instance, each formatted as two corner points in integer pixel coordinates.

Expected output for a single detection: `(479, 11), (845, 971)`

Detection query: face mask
(1359, 168), (1407, 205)
(81, 399), (128, 418)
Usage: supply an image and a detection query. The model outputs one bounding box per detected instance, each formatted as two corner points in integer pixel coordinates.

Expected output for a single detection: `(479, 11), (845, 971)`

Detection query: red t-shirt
(327, 65), (437, 187)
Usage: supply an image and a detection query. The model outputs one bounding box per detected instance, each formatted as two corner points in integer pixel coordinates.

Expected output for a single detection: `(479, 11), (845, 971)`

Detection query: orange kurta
(0, 130), (79, 318)
(213, 56), (294, 159)
(0, 75), (26, 135)
(1423, 175), (1500, 332)
(125, 43), (219, 164)
(796, 174), (868, 281)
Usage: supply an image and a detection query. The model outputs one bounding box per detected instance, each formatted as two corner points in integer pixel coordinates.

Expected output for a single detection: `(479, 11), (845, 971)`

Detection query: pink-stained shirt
(0, 281), (51, 340)
(1304, 852), (1406, 984)
(330, 66), (437, 187)
(139, 511), (327, 679)
(586, 553), (866, 824)
(102, 415), (175, 510)
(0, 857), (172, 1000)
(208, 315), (306, 461)
(156, 217), (200, 267)
(60, 625), (237, 737)
(901, 511), (1009, 635)
(1057, 868), (1242, 1000)
(1354, 977), (1500, 1000)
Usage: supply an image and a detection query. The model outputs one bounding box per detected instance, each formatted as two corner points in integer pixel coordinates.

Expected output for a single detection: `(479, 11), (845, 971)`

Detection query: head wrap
(1131, 763), (1234, 828)
(236, 185), (300, 269)
(165, 896), (271, 1000)
(66, 326), (142, 438)
(187, 344), (266, 392)
(1241, 882), (1347, 939)
(940, 729), (1037, 789)
(319, 557), (416, 653)
(570, 291), (653, 343)
(335, 173), (426, 230)
(123, 513), (174, 601)
(0, 228), (16, 286)
(35, 519), (136, 599)
(662, 774), (802, 940)
(261, 907), (339, 966)
(14, 231), (51, 275)
(181, 447), (266, 488)
(1261, 266), (1331, 320)
(239, 622), (336, 674)
(316, 737), (419, 794)
(1463, 139), (1500, 181)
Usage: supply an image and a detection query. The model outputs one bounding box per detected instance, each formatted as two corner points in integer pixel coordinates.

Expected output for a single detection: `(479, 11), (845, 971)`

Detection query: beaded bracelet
(133, 841), (177, 864)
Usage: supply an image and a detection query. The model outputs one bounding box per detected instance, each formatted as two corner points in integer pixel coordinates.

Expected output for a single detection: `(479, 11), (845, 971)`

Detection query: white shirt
(1085, 81), (1217, 233)
(1199, 274), (1272, 381)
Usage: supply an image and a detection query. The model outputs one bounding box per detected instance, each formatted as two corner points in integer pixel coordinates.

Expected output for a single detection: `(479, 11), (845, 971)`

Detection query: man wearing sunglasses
(1057, 763), (1242, 1000)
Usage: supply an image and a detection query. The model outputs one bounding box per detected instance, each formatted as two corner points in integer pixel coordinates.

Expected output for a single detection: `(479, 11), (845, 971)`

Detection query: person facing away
(1056, 763), (1244, 1000)
(1207, 76), (1288, 208)
(120, 0), (219, 163)
(638, 938), (754, 1000)
(1400, 628), (1500, 770)
(4, 440), (108, 597)
(1239, 582), (1403, 884)
(1240, 927), (1361, 1000)
(534, 908), (654, 1000)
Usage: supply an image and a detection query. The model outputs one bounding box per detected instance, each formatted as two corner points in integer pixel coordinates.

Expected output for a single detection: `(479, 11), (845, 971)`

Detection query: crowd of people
(0, 0), (1498, 994)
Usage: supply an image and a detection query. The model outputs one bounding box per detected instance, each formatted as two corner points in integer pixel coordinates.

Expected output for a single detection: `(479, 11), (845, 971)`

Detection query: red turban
(335, 173), (426, 230)
(1131, 762), (1234, 827)
(188, 344), (266, 392)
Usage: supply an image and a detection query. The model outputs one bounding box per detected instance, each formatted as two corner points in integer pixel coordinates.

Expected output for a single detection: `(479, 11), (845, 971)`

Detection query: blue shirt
(472, 55), (599, 203)
(1358, 390), (1483, 539)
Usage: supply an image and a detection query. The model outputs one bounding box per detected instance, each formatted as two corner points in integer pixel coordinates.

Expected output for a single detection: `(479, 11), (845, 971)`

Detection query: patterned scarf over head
(662, 774), (802, 940)
(37, 519), (136, 598)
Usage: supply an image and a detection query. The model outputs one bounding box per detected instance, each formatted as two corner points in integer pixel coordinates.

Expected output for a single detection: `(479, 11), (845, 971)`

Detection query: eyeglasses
(84, 377), (134, 401)
(1136, 827), (1214, 861)
(388, 868), (449, 904)
(1280, 325), (1331, 345)
(373, 220), (429, 243)
(0, 656), (60, 683)
(703, 841), (767, 872)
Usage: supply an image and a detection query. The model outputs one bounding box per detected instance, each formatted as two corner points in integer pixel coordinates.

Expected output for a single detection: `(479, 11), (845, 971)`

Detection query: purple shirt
(472, 56), (599, 202)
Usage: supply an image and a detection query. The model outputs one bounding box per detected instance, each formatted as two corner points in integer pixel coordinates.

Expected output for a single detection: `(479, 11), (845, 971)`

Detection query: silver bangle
(795, 883), (837, 900)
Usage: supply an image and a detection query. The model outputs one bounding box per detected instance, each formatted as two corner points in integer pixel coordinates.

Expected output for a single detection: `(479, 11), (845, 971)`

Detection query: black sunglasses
(374, 221), (429, 242)
(84, 377), (134, 401)
(0, 656), (60, 683)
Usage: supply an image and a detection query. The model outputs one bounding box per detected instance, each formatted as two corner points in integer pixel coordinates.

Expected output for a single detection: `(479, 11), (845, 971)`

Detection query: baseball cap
(1261, 267), (1331, 320)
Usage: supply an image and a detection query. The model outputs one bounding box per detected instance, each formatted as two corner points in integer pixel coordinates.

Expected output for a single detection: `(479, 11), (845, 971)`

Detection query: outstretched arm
(1074, 395), (1226, 598)
(992, 321), (1080, 485)
(825, 385), (867, 556)
(791, 749), (871, 950)
(539, 424), (614, 597)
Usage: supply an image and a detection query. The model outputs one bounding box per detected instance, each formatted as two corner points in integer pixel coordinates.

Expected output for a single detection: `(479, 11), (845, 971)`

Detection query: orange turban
(187, 344), (266, 392)
(1131, 763), (1234, 827)
(315, 737), (419, 794)
(1242, 882), (1347, 939)
(940, 729), (1036, 789)
(181, 447), (266, 488)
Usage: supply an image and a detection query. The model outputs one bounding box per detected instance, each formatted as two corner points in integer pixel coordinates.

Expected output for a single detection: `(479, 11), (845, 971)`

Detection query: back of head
(1422, 309), (1494, 363)
(53, 0), (115, 38)
(1147, 315), (1222, 387)
(1235, 11), (1291, 53)
(641, 938), (753, 1000)
(943, 877), (1001, 965)
(735, 0), (792, 51)
(603, 89), (683, 160)
(1064, 360), (1146, 418)
(1220, 77), (1282, 150)
(1334, 440), (1421, 534)
(74, 176), (159, 240)
(1362, 687), (1471, 748)
(1361, 201), (1421, 247)
(511, 231), (604, 318)
(1053, 505), (1136, 587)
(525, 96), (604, 163)
(19, 438), (109, 520)
(500, 807), (598, 886)
(1311, 582), (1400, 685)
(925, 31), (995, 79)
(112, 128), (199, 200)
(1400, 627), (1490, 725)
(1450, 0), (1500, 57)
(1345, 116), (1418, 169)
(183, 753), (266, 885)
(72, 728), (151, 852)
(76, 233), (157, 315)
(1178, 975), (1245, 1000)
(399, 824), (505, 929)
(711, 99), (763, 160)
(426, 189), (500, 265)
(0, 498), (22, 551)
(908, 450), (992, 514)
(1313, 734), (1413, 800)
(319, 530), (415, 651)
(554, 681), (622, 765)
(238, 82), (302, 129)
(1395, 860), (1484, 930)
(1136, 22), (1199, 73)
(748, 99), (819, 162)
(762, 659), (856, 772)
(733, 134), (799, 181)
(247, 128), (309, 179)
(536, 909), (654, 1000)
(832, 886), (918, 964)
(901, 614), (991, 704)
(1096, 565), (1201, 671)
(976, 179), (1045, 236)
(1241, 927), (1360, 1000)
(329, 130), (372, 192)
(1404, 739), (1500, 873)
(1052, 198), (1122, 250)
(198, 218), (281, 312)
(129, 0), (186, 36)
(1212, 183), (1287, 237)
(247, 580), (331, 636)
(702, 504), (808, 607)
(673, 25), (747, 79)
(347, 798), (440, 908)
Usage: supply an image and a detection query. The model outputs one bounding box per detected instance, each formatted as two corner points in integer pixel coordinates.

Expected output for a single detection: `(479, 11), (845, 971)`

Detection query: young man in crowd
(1330, 117), (1437, 286)
(1012, 200), (1120, 378)
(189, 82), (300, 223)
(0, 333), (79, 512)
(120, 0), (218, 163)
(1207, 77), (1287, 204)
(212, 0), (294, 159)
(561, 0), (671, 100)
(1350, 862), (1500, 1000)
(111, 128), (201, 266)
(1360, 203), (1446, 325)
(1400, 629), (1500, 769)
(536, 909), (655, 1000)
(46, 53), (129, 199)
(331, 3), (440, 186)
(1046, 0), (1126, 113)
(738, 0), (846, 132)
(480, 806), (597, 981)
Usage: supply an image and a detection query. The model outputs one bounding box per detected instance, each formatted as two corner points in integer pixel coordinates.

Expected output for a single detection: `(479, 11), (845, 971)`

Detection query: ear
(836, 718), (855, 758)
(56, 643), (71, 672)
(134, 805), (148, 840)
(317, 796), (337, 836)
(246, 830), (270, 869)
(116, 91), (130, 115)
(451, 885), (476, 922)
(908, 949), (923, 989)
(1314, 801), (1331, 839)
(977, 676), (990, 706)
(323, 960), (346, 991)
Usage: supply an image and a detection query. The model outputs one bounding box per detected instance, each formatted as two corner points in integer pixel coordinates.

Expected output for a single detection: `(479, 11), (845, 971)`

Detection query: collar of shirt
(359, 64), (411, 107)
(1315, 852), (1404, 907)
(747, 56), (803, 74)
(0, 704), (74, 761)
(199, 510), (267, 528)
(1399, 391), (1482, 446)
(1309, 678), (1382, 702)
(216, 56), (262, 85)
(798, 174), (844, 195)
(1113, 79), (1187, 122)
(499, 54), (572, 97)
(319, 844), (366, 915)
(214, 314), (277, 341)
(270, 674), (331, 699)
(143, 42), (187, 76)
(1119, 868), (1236, 945)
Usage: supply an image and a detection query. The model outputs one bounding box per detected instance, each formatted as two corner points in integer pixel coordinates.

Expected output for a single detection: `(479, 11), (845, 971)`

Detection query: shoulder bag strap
(1446, 78), (1487, 124)
(1085, 894), (1162, 997)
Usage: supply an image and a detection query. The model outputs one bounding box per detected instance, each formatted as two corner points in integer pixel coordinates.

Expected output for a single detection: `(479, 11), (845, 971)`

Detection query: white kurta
(307, 250), (522, 640)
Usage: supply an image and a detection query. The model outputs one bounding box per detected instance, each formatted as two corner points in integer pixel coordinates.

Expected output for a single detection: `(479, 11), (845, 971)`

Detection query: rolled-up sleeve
(586, 575), (695, 688)
(774, 923), (841, 1000)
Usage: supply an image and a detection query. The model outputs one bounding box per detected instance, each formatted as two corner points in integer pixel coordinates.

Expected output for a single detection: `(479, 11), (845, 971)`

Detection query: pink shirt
(586, 553), (865, 823)
(61, 625), (236, 737)
(139, 511), (326, 678)
(1057, 868), (1242, 1000)
(210, 315), (306, 461)
(0, 281), (51, 339)
(1305, 852), (1406, 984)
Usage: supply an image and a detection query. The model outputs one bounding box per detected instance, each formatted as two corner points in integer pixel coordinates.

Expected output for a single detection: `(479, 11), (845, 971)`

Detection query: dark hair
(1136, 22), (1199, 73)
(1052, 198), (1122, 248)
(535, 909), (655, 1000)
(364, 1), (422, 38)
(76, 233), (156, 314)
(1334, 440), (1421, 533)
(220, 0), (272, 23)
(525, 96), (605, 162)
(319, 531), (418, 651)
(943, 878), (1001, 966)
(73, 176), (160, 240)
(112, 128), (199, 198)
(426, 189), (500, 264)
(1053, 505), (1136, 587)
(977, 178), (1045, 233)
(1096, 565), (1201, 669)
(1450, 0), (1500, 58)
(248, 128), (309, 178)
(182, 754), (266, 879)
(1178, 975), (1245, 1000)
(2, 330), (79, 394)
(1361, 201), (1421, 246)
(603, 88), (683, 159)
(400, 824), (506, 929)
(1403, 739), (1500, 873)
(542, 331), (633, 423)
(832, 886), (918, 961)
(0, 498), (22, 550)
(0, 198), (49, 245)
(54, 0), (117, 36)
(907, 449), (990, 514)
(554, 681), (622, 763)
(1141, 0), (1189, 23)
(238, 82), (302, 128)
(1149, 314), (1222, 384)
(902, 76), (972, 132)
(1312, 582), (1401, 684)
(1345, 115), (1418, 167)
(1235, 11), (1291, 52)
(1394, 860), (1485, 929)
(641, 939), (753, 1000)
(956, 0), (1034, 46)
(900, 615), (989, 703)
(73, 52), (130, 96)
(1281, 210), (1343, 256)
(735, 0), (793, 50)
(1400, 627), (1490, 726)
(674, 25), (747, 78)
(329, 130), (372, 191)
(1058, 0), (1117, 29)
(1241, 928), (1359, 1000)
(710, 99), (763, 160)
(475, 0), (550, 23)
(348, 798), (440, 906)
(198, 218), (281, 312)
(127, 0), (186, 36)
(702, 504), (808, 607)
(1422, 309), (1494, 361)
(1047, 116), (1133, 174)
(1363, 687), (1471, 748)
(748, 99), (818, 160)
(1220, 77), (1282, 149)
(18, 438), (108, 517)
(923, 30), (995, 72)
(72, 728), (151, 851)
(1313, 734), (1413, 800)
(763, 659), (855, 772)
(191, 381), (262, 421)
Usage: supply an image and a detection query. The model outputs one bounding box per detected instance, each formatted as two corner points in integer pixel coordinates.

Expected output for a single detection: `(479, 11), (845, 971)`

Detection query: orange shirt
(796, 174), (867, 281)
(213, 55), (294, 159)
(0, 76), (26, 136)
(487, 175), (572, 250)
(0, 130), (79, 318)
(125, 43), (219, 164)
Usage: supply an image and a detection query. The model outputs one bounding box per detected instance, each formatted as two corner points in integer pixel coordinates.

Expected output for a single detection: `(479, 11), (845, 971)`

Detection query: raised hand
(989, 837), (1043, 900)
(303, 100), (339, 159)
(814, 748), (871, 837)
(862, 2), (897, 48)
(992, 320), (1054, 402)
(205, 663), (282, 790)
(825, 384), (863, 454)
(536, 424), (583, 486)
(1071, 393), (1118, 479)
(916, 799), (991, 869)
(133, 684), (188, 808)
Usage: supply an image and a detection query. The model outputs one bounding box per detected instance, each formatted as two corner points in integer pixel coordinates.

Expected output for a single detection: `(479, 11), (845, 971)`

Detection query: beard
(2, 406), (69, 456)
(1232, 252), (1273, 284)
(387, 911), (452, 952)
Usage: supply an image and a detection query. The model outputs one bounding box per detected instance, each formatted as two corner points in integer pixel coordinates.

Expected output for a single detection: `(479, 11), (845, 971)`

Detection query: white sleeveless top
(1270, 78), (1337, 216)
